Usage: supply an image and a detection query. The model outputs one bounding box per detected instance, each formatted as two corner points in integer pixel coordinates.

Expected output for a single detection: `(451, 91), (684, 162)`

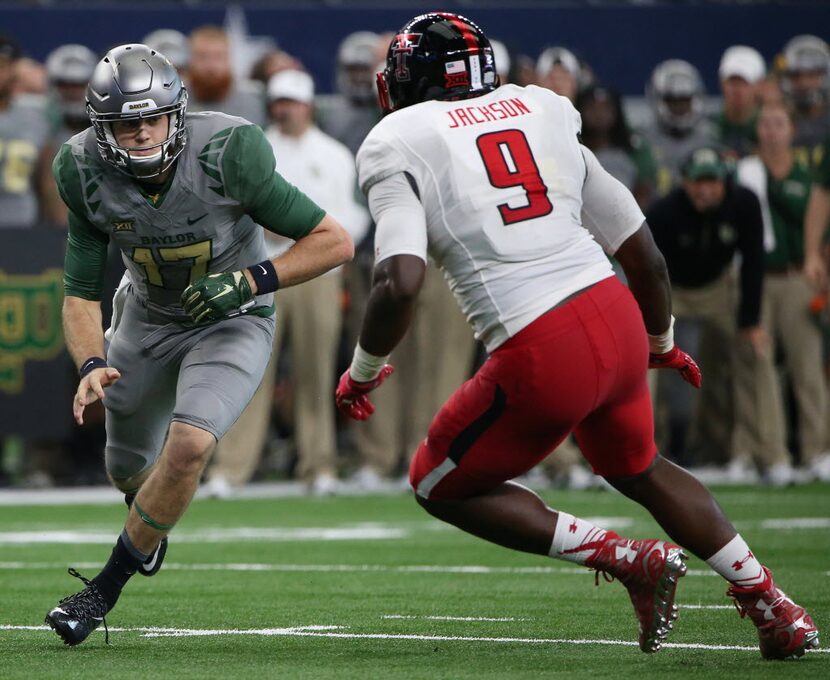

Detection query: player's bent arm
(804, 184), (830, 289)
(260, 213), (354, 290)
(359, 254), (426, 357)
(614, 223), (673, 336)
(62, 295), (105, 370)
(335, 173), (427, 419)
(579, 144), (672, 335)
(355, 172), (429, 358)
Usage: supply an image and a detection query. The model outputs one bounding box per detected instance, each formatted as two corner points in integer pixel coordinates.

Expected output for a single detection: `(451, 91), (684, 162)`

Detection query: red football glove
(648, 346), (702, 388)
(335, 365), (395, 420)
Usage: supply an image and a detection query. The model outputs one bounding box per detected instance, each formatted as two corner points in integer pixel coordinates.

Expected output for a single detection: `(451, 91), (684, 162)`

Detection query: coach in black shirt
(646, 147), (771, 472)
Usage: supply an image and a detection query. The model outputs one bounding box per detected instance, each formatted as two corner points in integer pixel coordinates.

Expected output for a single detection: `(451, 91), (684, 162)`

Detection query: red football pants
(410, 276), (656, 500)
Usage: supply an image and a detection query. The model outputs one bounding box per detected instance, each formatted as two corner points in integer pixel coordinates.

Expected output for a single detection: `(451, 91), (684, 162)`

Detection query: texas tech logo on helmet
(392, 33), (422, 82)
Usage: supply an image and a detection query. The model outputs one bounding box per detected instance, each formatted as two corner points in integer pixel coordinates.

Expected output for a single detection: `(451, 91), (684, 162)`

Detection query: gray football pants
(103, 287), (274, 484)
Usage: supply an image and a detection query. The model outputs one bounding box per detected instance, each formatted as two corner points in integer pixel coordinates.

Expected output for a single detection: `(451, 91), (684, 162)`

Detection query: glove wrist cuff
(647, 315), (675, 354)
(350, 343), (390, 383)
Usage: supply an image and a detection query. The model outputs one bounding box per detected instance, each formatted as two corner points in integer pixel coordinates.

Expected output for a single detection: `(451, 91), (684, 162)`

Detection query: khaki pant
(353, 265), (477, 474)
(663, 271), (786, 467)
(210, 273), (343, 486)
(755, 271), (827, 464)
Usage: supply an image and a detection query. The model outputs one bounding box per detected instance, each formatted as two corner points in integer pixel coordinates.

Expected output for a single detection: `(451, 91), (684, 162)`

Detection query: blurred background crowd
(0, 1), (829, 494)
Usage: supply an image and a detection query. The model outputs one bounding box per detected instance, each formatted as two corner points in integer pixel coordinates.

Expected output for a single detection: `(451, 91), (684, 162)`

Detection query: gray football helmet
(648, 59), (705, 135)
(781, 34), (830, 109)
(46, 44), (97, 126)
(336, 31), (380, 103)
(86, 44), (187, 179)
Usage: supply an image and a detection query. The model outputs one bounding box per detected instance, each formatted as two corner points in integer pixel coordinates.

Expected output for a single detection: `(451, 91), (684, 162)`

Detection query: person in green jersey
(44, 44), (353, 647)
(737, 102), (827, 483)
(714, 46), (766, 158)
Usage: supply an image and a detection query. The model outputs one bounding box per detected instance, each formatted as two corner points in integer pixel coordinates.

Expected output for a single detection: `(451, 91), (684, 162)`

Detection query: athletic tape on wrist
(79, 356), (108, 379)
(647, 315), (675, 355)
(247, 259), (280, 295)
(350, 343), (390, 383)
(133, 499), (176, 531)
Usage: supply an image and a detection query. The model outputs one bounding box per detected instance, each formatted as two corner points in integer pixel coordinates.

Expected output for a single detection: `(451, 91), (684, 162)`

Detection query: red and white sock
(706, 534), (767, 589)
(549, 512), (609, 565)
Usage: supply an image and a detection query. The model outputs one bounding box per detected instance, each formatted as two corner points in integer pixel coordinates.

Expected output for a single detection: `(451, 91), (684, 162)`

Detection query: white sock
(706, 534), (767, 588)
(549, 512), (609, 565)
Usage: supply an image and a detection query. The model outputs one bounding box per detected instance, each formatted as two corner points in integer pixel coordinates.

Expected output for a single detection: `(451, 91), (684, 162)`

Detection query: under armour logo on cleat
(615, 543), (638, 563)
(569, 521), (578, 534)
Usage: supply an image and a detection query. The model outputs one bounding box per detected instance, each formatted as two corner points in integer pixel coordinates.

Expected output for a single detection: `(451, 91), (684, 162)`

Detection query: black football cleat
(137, 537), (168, 577)
(45, 568), (109, 646)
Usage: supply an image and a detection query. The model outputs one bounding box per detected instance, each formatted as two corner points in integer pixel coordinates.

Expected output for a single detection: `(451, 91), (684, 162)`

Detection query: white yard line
(680, 605), (734, 610)
(383, 615), (528, 622)
(760, 518), (830, 529)
(0, 526), (407, 545)
(0, 561), (722, 576)
(1, 623), (826, 653)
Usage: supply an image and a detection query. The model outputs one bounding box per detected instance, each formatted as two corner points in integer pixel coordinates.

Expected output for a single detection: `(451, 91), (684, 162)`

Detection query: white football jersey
(357, 83), (644, 351)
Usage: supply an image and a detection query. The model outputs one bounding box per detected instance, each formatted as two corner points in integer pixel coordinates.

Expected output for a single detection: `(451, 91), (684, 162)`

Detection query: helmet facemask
(88, 89), (188, 180)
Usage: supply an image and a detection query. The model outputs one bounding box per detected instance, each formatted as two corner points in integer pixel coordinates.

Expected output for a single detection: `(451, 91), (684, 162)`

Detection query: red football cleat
(588, 533), (687, 653)
(728, 567), (820, 660)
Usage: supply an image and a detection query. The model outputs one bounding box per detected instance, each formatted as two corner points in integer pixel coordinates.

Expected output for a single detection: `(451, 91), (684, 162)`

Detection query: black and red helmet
(377, 12), (497, 114)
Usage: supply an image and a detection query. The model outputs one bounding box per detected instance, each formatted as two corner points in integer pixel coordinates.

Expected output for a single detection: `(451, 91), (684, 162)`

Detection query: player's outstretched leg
(608, 456), (819, 660)
(414, 481), (686, 653)
(46, 423), (215, 646)
(124, 492), (168, 577)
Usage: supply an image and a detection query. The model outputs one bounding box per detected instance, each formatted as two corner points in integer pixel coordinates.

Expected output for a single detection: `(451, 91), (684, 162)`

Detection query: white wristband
(349, 343), (390, 383)
(647, 315), (675, 354)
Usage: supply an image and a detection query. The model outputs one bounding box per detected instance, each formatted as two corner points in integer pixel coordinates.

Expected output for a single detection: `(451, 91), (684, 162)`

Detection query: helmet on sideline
(376, 12), (497, 114)
(336, 31), (380, 103)
(86, 44), (188, 179)
(647, 59), (705, 134)
(780, 35), (830, 109)
(47, 44), (98, 126)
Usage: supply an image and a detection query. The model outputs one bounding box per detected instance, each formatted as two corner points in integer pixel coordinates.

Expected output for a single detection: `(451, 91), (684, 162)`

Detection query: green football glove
(181, 270), (256, 324)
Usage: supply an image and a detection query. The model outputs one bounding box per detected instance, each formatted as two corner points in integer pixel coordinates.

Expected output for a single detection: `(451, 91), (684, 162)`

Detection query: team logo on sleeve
(111, 219), (135, 233)
(392, 33), (422, 82)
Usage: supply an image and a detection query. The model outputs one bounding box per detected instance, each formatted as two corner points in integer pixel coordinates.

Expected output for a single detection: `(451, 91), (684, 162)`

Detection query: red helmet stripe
(437, 12), (480, 53)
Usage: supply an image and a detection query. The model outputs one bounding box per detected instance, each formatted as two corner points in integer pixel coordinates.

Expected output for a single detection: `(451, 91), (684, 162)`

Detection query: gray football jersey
(60, 112), (271, 319)
(0, 98), (51, 228)
(641, 119), (716, 197)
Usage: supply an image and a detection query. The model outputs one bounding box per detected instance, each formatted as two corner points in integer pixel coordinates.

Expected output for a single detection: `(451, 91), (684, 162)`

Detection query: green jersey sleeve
(54, 144), (109, 300)
(222, 124), (325, 239)
(64, 210), (109, 300)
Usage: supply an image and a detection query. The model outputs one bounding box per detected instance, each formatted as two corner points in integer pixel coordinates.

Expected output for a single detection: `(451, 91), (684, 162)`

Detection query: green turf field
(1, 484), (828, 678)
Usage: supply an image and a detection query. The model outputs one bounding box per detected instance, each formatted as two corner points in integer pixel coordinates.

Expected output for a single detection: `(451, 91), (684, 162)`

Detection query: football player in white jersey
(335, 13), (818, 660)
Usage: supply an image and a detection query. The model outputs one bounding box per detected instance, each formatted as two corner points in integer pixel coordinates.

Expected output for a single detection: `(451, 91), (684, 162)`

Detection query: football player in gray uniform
(44, 44), (353, 646)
